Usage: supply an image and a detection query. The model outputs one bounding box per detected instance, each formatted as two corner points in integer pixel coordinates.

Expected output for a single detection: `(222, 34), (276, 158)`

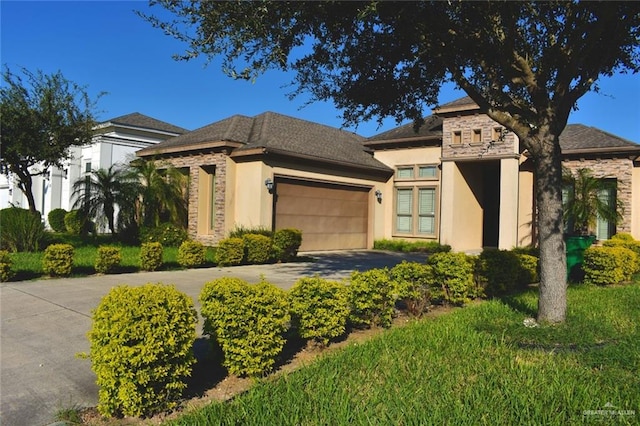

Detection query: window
(596, 186), (616, 240)
(396, 167), (414, 179)
(492, 127), (504, 142)
(418, 188), (436, 234)
(452, 131), (462, 145)
(396, 188), (413, 233)
(472, 129), (482, 143)
(395, 187), (437, 236)
(85, 162), (92, 173)
(418, 165), (438, 179)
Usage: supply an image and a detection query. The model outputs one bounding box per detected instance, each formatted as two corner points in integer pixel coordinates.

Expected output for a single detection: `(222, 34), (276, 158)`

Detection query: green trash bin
(565, 235), (596, 280)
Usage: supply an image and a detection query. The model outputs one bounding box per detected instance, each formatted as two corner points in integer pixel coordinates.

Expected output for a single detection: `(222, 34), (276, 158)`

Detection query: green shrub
(516, 253), (540, 285)
(64, 210), (85, 235)
(228, 225), (273, 239)
(582, 246), (634, 285)
(47, 208), (68, 233)
(200, 278), (290, 377)
(177, 240), (206, 268)
(510, 245), (540, 257)
(347, 268), (395, 329)
(94, 246), (122, 274)
(289, 277), (350, 346)
(86, 284), (197, 417)
(273, 228), (302, 261)
(43, 243), (74, 277)
(610, 232), (634, 241)
(373, 239), (451, 254)
(389, 261), (434, 316)
(428, 252), (478, 305)
(215, 237), (245, 266)
(603, 238), (640, 273)
(140, 223), (188, 247)
(0, 250), (14, 282)
(0, 207), (46, 252)
(475, 249), (523, 297)
(140, 242), (163, 271)
(242, 233), (272, 264)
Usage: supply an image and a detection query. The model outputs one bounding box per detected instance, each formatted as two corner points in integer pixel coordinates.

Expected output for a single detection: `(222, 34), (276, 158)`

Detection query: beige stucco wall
(633, 163), (640, 239)
(517, 166), (535, 247)
(230, 158), (388, 248)
(440, 161), (484, 251)
(499, 157), (520, 249)
(372, 146), (442, 241)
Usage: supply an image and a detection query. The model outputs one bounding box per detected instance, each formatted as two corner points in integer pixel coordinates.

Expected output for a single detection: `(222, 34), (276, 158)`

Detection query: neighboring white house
(0, 113), (187, 229)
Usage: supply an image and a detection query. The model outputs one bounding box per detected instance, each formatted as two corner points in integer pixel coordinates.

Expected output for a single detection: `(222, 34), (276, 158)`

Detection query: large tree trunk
(528, 130), (567, 323)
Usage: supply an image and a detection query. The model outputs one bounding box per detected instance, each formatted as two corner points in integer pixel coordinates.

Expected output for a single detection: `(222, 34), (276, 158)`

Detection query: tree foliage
(72, 165), (138, 236)
(0, 66), (102, 212)
(127, 158), (188, 228)
(142, 1), (640, 323)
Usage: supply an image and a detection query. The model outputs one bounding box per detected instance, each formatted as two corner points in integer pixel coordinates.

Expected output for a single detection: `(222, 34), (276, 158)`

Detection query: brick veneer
(160, 152), (228, 246)
(562, 158), (634, 234)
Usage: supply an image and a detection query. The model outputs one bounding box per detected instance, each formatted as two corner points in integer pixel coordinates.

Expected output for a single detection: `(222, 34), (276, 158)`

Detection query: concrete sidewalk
(0, 250), (426, 426)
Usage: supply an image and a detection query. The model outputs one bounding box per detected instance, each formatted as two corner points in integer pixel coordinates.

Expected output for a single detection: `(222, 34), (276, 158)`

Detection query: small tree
(563, 168), (622, 236)
(0, 66), (101, 213)
(72, 165), (137, 236)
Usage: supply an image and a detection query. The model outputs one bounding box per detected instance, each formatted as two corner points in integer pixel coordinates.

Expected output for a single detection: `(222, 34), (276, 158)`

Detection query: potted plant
(563, 167), (622, 278)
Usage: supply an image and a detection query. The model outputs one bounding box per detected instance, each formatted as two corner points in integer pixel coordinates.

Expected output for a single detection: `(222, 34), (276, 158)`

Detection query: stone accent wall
(161, 153), (228, 246)
(442, 113), (518, 159)
(562, 157), (634, 234)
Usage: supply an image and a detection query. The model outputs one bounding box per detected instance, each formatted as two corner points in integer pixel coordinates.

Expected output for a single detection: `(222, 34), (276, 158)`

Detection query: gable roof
(98, 112), (188, 135)
(138, 112), (392, 173)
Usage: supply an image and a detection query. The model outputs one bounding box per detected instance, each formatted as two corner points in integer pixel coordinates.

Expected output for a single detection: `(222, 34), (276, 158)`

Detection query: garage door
(274, 178), (370, 251)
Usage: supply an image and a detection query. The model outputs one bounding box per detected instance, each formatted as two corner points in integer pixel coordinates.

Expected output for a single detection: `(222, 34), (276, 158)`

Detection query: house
(137, 98), (640, 252)
(0, 113), (187, 230)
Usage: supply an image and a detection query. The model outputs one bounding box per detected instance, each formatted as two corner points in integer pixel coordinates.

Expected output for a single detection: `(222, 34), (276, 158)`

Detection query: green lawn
(170, 282), (640, 425)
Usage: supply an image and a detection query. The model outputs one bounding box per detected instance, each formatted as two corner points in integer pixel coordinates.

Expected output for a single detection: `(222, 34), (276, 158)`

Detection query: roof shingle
(103, 112), (188, 135)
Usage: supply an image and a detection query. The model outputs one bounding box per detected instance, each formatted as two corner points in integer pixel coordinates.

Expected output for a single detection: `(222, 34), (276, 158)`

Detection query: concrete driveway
(0, 250), (426, 426)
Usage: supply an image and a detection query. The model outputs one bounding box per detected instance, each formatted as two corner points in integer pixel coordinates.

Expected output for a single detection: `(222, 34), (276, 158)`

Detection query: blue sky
(2, 1), (639, 140)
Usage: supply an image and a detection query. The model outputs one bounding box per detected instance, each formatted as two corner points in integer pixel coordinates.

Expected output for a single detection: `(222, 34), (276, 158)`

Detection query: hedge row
(85, 248), (543, 418)
(216, 228), (302, 266)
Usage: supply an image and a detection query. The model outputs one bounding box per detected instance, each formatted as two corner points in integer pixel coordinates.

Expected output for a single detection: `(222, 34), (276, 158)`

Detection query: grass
(169, 282), (640, 425)
(7, 238), (218, 281)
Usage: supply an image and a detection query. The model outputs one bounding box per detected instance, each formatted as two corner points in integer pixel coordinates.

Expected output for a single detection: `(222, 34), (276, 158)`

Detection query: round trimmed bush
(273, 228), (302, 261)
(347, 268), (395, 329)
(47, 208), (68, 232)
(0, 250), (14, 282)
(289, 277), (350, 346)
(87, 284), (197, 417)
(215, 237), (244, 266)
(140, 242), (163, 271)
(177, 240), (206, 268)
(200, 278), (290, 377)
(428, 252), (478, 305)
(389, 261), (434, 316)
(43, 243), (74, 277)
(242, 233), (272, 264)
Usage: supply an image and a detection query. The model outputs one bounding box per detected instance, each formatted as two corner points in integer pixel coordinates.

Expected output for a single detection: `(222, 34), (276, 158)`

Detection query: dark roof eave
(364, 134), (442, 147)
(137, 140), (244, 157)
(561, 146), (640, 157)
(231, 147), (393, 175)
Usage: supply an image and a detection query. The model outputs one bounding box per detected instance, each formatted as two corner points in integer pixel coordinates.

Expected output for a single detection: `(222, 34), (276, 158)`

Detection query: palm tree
(126, 158), (188, 228)
(563, 168), (622, 236)
(72, 165), (137, 236)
